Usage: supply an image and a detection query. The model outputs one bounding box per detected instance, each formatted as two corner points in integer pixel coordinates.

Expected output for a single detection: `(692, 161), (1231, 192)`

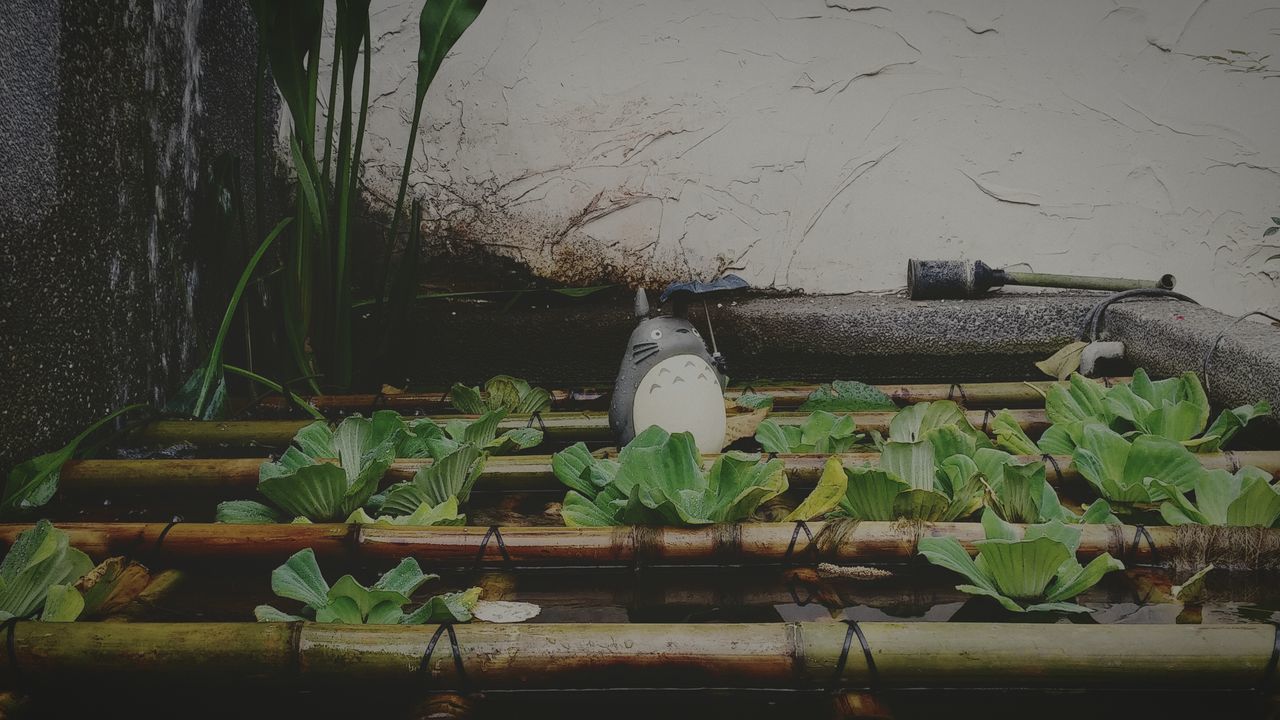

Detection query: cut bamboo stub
(250, 377), (1133, 415)
(3, 520), (1277, 569)
(0, 622), (1273, 691)
(126, 409), (1051, 448)
(56, 451), (1280, 496)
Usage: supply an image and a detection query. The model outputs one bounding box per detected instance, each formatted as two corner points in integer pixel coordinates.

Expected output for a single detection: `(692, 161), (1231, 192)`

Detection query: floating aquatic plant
(754, 411), (863, 454)
(450, 375), (552, 415)
(218, 409), (533, 524)
(799, 380), (896, 412)
(1070, 423), (1208, 504)
(0, 520), (93, 622)
(829, 403), (989, 522)
(1156, 466), (1280, 528)
(255, 548), (479, 624)
(918, 509), (1125, 613)
(553, 426), (787, 526)
(1026, 370), (1268, 454)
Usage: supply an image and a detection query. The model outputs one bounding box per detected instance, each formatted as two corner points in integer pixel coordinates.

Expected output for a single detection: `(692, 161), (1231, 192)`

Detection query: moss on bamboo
(0, 622), (1271, 690)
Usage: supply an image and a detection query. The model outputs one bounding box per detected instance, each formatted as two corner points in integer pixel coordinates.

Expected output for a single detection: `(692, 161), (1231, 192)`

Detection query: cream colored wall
(340, 0), (1280, 316)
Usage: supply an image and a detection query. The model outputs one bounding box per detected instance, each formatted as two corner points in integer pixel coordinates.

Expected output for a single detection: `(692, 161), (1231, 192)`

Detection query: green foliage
(450, 375), (552, 415)
(733, 391), (775, 412)
(3, 404), (150, 514)
(166, 218), (293, 419)
(254, 548), (479, 624)
(219, 410), (523, 524)
(798, 380), (895, 412)
(783, 457), (848, 521)
(552, 427), (788, 526)
(831, 403), (989, 522)
(376, 0), (488, 360)
(1039, 369), (1268, 454)
(249, 0), (487, 389)
(918, 509), (1125, 613)
(1071, 422), (1208, 504)
(1157, 466), (1280, 527)
(0, 521), (94, 622)
(755, 411), (863, 454)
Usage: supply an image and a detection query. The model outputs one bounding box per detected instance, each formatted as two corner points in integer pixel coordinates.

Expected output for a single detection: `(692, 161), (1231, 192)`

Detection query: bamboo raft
(1, 622), (1273, 690)
(127, 408), (1051, 447)
(4, 520), (1277, 569)
(250, 377), (1132, 414)
(56, 451), (1280, 496)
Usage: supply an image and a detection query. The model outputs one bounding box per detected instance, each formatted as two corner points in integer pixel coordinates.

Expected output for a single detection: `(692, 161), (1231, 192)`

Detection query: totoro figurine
(609, 286), (731, 454)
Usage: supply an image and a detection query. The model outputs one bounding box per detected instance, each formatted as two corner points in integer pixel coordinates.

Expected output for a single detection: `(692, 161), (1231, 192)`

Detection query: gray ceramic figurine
(610, 277), (745, 453)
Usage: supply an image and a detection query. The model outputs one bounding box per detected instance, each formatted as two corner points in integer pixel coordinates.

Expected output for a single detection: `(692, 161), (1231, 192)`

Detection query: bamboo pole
(251, 377), (1132, 414)
(126, 409), (1051, 448)
(4, 520), (1272, 568)
(0, 622), (1272, 690)
(57, 451), (1280, 496)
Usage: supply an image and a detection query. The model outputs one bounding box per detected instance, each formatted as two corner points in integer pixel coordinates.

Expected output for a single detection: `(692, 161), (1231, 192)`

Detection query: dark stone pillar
(0, 1), (276, 472)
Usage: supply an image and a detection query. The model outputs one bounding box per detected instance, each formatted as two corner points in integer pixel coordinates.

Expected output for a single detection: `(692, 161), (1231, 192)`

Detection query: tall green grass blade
(189, 217), (295, 417)
(379, 0), (487, 309)
(224, 364), (324, 420)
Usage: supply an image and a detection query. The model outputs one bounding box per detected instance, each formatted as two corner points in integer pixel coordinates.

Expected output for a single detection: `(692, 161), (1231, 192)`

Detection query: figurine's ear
(634, 288), (650, 318)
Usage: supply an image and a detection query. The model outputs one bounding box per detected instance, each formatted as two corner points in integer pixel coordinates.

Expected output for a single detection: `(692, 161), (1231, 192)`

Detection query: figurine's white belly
(632, 354), (726, 453)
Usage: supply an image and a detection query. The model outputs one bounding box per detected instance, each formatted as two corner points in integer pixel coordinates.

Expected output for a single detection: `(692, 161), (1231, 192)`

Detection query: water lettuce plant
(827, 401), (1111, 524)
(553, 426), (787, 526)
(799, 381), (895, 412)
(0, 520), (94, 622)
(1071, 423), (1208, 504)
(1156, 467), (1280, 527)
(450, 375), (552, 415)
(1033, 370), (1268, 454)
(830, 402), (990, 522)
(218, 410), (530, 524)
(255, 548), (479, 624)
(754, 411), (863, 454)
(918, 509), (1125, 613)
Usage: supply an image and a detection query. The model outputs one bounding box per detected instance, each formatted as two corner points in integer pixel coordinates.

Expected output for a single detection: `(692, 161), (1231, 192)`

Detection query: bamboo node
(616, 526), (663, 570)
(710, 523), (743, 562)
(1172, 525), (1280, 573)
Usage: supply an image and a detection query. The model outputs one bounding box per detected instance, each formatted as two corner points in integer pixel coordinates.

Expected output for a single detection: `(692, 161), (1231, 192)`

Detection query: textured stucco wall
(339, 0), (1280, 317)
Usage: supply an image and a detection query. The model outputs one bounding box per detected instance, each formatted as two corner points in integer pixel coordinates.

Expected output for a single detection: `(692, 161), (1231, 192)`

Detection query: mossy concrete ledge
(1105, 300), (1280, 421)
(408, 291), (1103, 385)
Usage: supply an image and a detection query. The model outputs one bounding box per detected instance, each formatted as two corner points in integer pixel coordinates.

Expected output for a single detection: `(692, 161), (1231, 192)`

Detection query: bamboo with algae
(0, 622), (1272, 690)
(4, 520), (1276, 568)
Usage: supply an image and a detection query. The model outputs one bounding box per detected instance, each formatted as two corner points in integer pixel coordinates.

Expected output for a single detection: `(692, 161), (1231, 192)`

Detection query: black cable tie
(472, 526), (513, 569)
(418, 623), (469, 692)
(1128, 524), (1159, 564)
(525, 410), (547, 433)
(1041, 454), (1064, 484)
(833, 619), (878, 692)
(1225, 451), (1242, 473)
(947, 383), (968, 407)
(155, 515), (184, 554)
(980, 408), (996, 435)
(369, 391), (388, 414)
(766, 451), (779, 462)
(1102, 376), (1114, 388)
(1262, 623), (1280, 693)
(783, 520), (815, 567)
